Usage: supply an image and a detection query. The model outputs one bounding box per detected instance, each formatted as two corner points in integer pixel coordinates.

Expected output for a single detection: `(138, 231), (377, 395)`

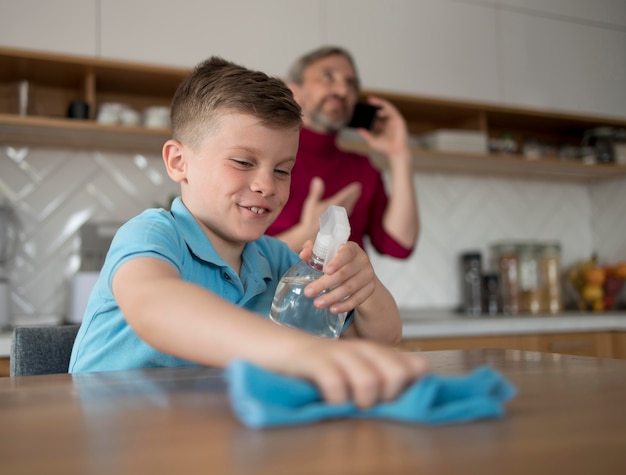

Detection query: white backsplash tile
(1, 146), (625, 324)
(589, 178), (626, 263)
(1, 146), (179, 323)
(369, 172), (596, 309)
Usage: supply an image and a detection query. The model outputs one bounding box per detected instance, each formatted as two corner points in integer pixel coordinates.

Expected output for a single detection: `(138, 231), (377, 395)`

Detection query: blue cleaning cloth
(226, 360), (516, 429)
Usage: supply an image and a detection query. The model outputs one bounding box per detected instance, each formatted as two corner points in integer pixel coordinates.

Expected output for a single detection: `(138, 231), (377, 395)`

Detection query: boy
(69, 56), (427, 409)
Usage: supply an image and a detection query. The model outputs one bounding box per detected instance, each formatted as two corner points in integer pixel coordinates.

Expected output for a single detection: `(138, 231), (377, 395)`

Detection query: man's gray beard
(309, 110), (346, 134)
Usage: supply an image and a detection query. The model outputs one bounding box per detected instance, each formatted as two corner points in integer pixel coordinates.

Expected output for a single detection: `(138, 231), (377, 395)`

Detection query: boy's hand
(279, 338), (429, 409)
(300, 241), (375, 315)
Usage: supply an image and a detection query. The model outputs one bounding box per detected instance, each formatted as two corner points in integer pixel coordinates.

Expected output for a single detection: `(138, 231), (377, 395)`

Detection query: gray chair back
(10, 325), (80, 376)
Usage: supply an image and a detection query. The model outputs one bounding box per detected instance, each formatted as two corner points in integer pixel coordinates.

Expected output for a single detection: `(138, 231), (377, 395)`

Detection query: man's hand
(299, 177), (361, 234)
(274, 177), (361, 253)
(357, 96), (410, 161)
(355, 97), (419, 251)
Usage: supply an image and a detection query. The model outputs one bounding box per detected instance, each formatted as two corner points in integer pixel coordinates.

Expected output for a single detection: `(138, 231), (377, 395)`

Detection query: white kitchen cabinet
(499, 10), (626, 119)
(1, 0), (625, 121)
(497, 0), (626, 28)
(98, 0), (323, 77)
(325, 0), (502, 104)
(0, 0), (96, 56)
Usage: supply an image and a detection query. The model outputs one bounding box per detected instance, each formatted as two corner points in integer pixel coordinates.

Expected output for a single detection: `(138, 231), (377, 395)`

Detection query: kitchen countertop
(1, 310), (626, 357)
(0, 331), (11, 357)
(400, 308), (626, 338)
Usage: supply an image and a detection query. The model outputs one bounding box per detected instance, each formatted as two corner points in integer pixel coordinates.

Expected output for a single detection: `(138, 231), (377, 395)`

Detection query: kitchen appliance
(69, 221), (122, 323)
(0, 203), (20, 329)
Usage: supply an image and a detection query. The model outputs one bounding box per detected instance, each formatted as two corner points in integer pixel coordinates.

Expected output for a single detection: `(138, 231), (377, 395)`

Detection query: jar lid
(491, 241), (519, 254)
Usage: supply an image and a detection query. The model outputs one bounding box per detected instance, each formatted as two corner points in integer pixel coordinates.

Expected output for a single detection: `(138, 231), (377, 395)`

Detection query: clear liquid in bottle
(269, 205), (351, 339)
(269, 269), (347, 339)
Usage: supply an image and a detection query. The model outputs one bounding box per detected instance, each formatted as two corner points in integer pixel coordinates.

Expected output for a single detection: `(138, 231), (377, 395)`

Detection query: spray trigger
(313, 205), (351, 272)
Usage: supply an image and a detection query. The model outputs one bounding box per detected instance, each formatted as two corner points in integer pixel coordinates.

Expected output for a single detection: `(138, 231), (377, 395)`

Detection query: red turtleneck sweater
(266, 127), (413, 258)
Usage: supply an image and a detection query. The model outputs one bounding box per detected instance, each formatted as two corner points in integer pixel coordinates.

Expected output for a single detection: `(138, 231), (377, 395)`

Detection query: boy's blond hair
(171, 56), (302, 149)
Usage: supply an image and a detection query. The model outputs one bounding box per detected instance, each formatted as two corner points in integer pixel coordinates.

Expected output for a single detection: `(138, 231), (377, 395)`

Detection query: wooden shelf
(2, 46), (626, 182)
(0, 47), (185, 155)
(340, 138), (626, 183)
(0, 113), (168, 154)
(367, 89), (626, 143)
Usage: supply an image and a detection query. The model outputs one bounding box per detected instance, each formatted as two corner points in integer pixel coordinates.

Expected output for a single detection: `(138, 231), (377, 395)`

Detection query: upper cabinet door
(0, 0), (97, 56)
(325, 0), (502, 104)
(499, 10), (626, 119)
(98, 0), (323, 77)
(498, 0), (626, 28)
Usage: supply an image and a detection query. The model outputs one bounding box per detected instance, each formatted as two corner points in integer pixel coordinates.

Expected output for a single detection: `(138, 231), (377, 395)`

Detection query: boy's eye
(275, 168), (291, 177)
(232, 159), (252, 168)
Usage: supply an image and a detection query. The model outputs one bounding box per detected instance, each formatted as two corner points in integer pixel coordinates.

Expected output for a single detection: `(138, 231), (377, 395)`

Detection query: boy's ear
(162, 139), (186, 183)
(287, 82), (300, 103)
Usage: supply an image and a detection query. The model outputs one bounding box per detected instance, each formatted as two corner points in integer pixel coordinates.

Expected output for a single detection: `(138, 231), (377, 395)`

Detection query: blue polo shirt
(69, 197), (300, 373)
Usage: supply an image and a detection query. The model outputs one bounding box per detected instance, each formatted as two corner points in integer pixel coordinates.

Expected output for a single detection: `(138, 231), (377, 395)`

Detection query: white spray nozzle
(313, 205), (351, 272)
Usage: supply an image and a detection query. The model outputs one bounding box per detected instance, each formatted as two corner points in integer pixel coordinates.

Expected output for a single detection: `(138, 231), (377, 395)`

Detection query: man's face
(178, 113), (299, 253)
(290, 54), (359, 134)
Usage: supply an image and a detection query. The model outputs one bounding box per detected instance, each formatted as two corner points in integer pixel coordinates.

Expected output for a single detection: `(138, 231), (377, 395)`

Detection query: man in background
(266, 46), (419, 258)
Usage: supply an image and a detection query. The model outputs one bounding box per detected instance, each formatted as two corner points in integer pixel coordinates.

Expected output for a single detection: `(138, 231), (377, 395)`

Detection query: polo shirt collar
(169, 197), (273, 282)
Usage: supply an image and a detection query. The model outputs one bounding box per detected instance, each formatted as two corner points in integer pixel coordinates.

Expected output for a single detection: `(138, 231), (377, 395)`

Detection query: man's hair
(170, 56), (302, 149)
(286, 45), (360, 91)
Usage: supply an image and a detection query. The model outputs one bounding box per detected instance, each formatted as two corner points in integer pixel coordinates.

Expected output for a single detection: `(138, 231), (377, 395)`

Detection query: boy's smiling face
(164, 112), (299, 256)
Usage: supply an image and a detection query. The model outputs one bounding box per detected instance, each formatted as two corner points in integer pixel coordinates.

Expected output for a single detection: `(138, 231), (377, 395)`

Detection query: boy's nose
(250, 171), (275, 196)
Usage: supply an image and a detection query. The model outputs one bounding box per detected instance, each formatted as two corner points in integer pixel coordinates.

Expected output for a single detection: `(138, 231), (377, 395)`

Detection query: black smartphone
(346, 103), (380, 130)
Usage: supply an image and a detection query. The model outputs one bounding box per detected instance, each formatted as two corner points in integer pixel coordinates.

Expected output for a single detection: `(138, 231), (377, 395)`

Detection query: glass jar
(518, 243), (541, 314)
(538, 242), (562, 314)
(491, 243), (520, 315)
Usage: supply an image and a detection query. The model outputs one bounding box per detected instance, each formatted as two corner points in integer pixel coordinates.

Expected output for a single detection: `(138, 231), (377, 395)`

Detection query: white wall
(0, 0), (97, 56)
(2, 0), (625, 118)
(1, 0), (625, 319)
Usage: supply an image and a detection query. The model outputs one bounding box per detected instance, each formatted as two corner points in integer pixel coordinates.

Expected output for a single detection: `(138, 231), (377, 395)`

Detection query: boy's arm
(112, 256), (426, 408)
(341, 276), (403, 345)
(113, 256), (312, 368)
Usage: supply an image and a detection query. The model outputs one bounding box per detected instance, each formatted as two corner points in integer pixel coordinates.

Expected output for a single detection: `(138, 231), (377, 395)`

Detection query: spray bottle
(269, 205), (351, 338)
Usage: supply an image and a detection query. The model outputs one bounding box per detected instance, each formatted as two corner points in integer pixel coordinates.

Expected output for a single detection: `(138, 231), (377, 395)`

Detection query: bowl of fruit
(566, 256), (626, 311)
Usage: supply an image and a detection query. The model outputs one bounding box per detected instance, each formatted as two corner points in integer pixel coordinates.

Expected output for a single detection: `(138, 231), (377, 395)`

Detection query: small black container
(67, 100), (90, 120)
(482, 273), (500, 316)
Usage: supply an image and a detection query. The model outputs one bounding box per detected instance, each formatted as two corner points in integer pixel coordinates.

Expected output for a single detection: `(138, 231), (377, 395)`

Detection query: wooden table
(1, 349), (625, 474)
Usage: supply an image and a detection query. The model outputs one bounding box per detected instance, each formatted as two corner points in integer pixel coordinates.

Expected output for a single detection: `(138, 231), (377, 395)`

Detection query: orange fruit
(581, 284), (603, 303)
(584, 266), (606, 286)
(614, 262), (626, 280)
(592, 299), (605, 312)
